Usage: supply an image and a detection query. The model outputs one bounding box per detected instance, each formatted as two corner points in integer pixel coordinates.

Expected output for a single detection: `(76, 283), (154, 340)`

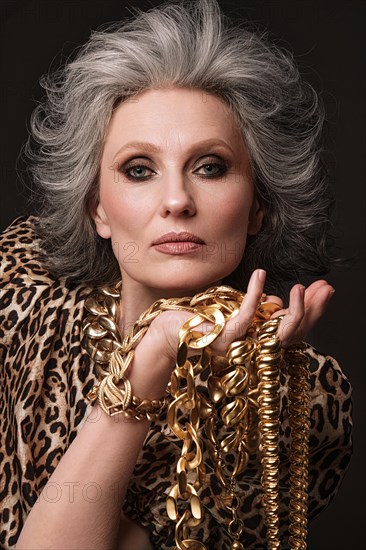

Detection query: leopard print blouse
(0, 216), (353, 549)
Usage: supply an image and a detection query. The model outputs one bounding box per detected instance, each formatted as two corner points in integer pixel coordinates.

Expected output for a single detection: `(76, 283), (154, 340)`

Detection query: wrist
(128, 335), (173, 400)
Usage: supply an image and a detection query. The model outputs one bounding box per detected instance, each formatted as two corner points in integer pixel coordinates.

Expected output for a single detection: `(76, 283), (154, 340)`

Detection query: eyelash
(120, 158), (228, 181)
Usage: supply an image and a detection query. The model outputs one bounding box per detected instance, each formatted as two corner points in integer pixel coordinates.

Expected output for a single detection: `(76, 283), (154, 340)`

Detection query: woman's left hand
(267, 279), (335, 347)
(199, 270), (335, 357)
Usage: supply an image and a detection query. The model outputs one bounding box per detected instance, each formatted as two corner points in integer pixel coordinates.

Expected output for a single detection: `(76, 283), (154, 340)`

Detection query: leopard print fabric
(0, 216), (353, 549)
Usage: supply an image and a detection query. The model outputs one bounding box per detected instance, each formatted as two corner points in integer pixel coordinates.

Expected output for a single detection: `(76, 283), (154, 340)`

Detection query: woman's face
(94, 87), (263, 299)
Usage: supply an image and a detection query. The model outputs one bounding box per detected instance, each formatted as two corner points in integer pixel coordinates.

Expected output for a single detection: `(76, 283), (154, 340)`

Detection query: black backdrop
(1, 1), (365, 548)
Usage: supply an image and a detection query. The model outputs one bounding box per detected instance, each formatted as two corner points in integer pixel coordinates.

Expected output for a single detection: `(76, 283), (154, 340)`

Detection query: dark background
(1, 1), (365, 548)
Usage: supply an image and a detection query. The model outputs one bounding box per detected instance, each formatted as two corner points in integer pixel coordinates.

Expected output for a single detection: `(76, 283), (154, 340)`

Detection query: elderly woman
(0, 0), (352, 549)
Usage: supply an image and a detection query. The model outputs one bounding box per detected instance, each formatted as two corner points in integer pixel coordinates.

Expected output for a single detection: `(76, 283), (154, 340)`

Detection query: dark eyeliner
(119, 159), (155, 181)
(195, 157), (228, 178)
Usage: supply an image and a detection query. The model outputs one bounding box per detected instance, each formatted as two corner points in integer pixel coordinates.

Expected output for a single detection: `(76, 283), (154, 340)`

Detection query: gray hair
(26, 0), (333, 295)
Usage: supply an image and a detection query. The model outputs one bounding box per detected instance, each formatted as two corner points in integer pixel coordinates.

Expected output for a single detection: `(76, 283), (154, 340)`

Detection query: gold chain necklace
(82, 284), (310, 549)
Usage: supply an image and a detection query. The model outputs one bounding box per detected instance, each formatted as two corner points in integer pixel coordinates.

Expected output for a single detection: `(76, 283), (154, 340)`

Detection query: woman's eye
(123, 164), (155, 180)
(120, 158), (227, 180)
(195, 161), (228, 178)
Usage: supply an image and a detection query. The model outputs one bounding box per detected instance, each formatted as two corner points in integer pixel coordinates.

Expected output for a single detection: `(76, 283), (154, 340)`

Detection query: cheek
(215, 192), (251, 236)
(208, 198), (251, 267)
(98, 186), (141, 235)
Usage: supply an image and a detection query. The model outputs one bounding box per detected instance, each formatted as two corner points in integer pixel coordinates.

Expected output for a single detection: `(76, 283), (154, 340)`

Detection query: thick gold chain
(166, 288), (241, 549)
(82, 284), (310, 549)
(286, 345), (311, 550)
(256, 317), (283, 549)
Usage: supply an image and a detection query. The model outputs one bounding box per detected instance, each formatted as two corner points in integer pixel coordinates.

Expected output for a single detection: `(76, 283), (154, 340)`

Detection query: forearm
(16, 404), (150, 550)
(15, 317), (176, 550)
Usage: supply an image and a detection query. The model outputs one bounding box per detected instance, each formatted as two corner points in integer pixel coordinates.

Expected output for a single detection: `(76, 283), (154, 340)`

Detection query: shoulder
(0, 215), (93, 358)
(0, 215), (50, 285)
(0, 218), (98, 545)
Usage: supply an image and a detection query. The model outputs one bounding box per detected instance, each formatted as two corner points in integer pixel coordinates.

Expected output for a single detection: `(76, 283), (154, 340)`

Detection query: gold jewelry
(83, 284), (168, 421)
(82, 284), (310, 549)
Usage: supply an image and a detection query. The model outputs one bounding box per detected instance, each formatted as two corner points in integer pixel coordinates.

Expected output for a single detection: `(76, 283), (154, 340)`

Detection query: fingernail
(257, 269), (266, 282)
(326, 289), (335, 303)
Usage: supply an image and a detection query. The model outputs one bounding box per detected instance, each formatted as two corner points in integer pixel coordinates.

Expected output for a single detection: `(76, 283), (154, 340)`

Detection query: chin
(149, 273), (228, 297)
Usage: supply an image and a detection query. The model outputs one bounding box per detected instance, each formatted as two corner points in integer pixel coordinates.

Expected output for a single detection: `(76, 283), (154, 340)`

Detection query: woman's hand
(267, 278), (335, 347)
(195, 269), (335, 353)
(129, 269), (335, 399)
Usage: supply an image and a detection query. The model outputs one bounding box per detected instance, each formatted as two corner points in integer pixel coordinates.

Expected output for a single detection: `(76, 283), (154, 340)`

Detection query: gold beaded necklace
(82, 284), (310, 549)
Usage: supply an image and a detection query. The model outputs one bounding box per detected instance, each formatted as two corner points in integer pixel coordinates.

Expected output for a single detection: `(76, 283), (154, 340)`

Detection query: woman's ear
(247, 197), (264, 235)
(92, 202), (112, 239)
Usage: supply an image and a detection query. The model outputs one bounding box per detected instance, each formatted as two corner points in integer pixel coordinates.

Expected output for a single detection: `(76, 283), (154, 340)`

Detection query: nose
(159, 173), (196, 218)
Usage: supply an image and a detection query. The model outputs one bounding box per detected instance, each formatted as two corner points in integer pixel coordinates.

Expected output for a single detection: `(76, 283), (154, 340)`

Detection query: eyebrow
(112, 139), (236, 161)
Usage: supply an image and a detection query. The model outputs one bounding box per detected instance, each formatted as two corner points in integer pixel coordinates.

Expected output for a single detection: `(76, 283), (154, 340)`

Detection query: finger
(269, 279), (332, 327)
(218, 269), (266, 350)
(238, 269), (267, 331)
(303, 279), (331, 308)
(300, 283), (335, 336)
(277, 284), (305, 347)
(268, 280), (330, 315)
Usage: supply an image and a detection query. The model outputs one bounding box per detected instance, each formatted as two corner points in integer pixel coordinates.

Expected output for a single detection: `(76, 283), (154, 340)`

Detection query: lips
(152, 232), (205, 245)
(152, 232), (205, 255)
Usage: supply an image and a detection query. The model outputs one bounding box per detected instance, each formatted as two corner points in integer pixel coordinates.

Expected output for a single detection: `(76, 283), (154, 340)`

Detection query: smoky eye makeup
(193, 155), (229, 177)
(112, 149), (232, 181)
(126, 166), (155, 180)
(112, 155), (155, 180)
